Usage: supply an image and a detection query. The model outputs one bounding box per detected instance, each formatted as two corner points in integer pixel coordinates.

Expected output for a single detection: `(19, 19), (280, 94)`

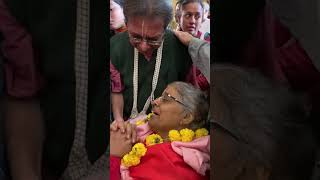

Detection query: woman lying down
(110, 82), (210, 180)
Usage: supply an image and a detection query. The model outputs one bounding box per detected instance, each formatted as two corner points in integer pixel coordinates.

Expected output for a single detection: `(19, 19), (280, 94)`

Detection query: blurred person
(176, 0), (210, 41)
(211, 64), (317, 180)
(199, 1), (210, 40)
(110, 0), (127, 36)
(2, 0), (109, 179)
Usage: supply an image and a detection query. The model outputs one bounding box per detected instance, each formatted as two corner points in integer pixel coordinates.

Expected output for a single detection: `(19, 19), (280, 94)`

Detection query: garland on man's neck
(121, 113), (209, 167)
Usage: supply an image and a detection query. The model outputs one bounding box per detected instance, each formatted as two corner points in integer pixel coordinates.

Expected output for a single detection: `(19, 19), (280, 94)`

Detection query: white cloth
(199, 19), (210, 40)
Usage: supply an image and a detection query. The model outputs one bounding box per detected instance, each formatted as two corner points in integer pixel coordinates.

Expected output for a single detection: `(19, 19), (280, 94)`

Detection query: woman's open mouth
(152, 110), (160, 116)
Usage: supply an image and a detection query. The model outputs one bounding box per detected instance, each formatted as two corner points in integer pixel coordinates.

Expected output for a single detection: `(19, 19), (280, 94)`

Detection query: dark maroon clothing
(241, 3), (320, 115)
(0, 0), (42, 98)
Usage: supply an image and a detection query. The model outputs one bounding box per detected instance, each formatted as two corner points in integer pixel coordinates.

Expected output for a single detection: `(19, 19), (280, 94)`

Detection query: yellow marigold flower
(121, 154), (140, 167)
(180, 128), (195, 142)
(145, 134), (163, 146)
(195, 128), (209, 138)
(135, 119), (146, 126)
(130, 143), (147, 158)
(168, 130), (181, 141)
(146, 112), (154, 121)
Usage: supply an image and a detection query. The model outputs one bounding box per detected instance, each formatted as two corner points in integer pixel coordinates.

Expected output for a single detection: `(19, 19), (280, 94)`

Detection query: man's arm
(174, 30), (210, 82)
(110, 62), (125, 121)
(4, 97), (44, 180)
(112, 93), (124, 122)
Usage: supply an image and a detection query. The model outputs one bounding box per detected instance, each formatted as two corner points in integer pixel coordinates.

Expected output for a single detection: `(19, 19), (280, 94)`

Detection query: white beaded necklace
(130, 42), (164, 118)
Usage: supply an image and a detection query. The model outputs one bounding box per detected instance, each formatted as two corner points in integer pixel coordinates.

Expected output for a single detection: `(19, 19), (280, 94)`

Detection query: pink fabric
(128, 115), (152, 142)
(171, 136), (210, 176)
(110, 61), (124, 93)
(0, 0), (42, 97)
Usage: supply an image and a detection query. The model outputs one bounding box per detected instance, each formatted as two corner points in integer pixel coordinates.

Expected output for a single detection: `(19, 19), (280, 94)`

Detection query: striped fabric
(61, 0), (108, 179)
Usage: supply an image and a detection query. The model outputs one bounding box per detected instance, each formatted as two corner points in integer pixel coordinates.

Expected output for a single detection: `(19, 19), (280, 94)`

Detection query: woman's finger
(131, 124), (137, 143)
(126, 122), (132, 139)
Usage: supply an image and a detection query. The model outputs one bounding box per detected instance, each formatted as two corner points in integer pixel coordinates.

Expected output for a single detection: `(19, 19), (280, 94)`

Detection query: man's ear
(180, 112), (194, 126)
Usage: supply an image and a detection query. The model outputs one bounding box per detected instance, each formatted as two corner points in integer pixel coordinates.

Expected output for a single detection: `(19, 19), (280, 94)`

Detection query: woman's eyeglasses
(157, 92), (188, 108)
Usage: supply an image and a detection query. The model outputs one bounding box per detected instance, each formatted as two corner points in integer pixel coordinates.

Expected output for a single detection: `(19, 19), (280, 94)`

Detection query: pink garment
(110, 61), (124, 93)
(128, 115), (152, 142)
(171, 136), (210, 176)
(120, 120), (210, 180)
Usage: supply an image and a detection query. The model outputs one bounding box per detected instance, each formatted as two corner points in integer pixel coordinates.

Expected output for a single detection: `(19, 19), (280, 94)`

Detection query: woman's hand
(110, 128), (132, 157)
(110, 120), (137, 143)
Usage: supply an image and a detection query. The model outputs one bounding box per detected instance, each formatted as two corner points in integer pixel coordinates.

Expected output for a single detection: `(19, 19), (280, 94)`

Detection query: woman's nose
(152, 97), (161, 106)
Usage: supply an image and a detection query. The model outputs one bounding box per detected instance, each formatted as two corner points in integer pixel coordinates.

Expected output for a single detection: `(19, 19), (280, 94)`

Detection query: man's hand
(174, 30), (194, 46)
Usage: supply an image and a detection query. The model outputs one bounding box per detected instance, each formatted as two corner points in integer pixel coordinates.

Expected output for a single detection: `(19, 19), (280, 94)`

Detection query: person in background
(199, 1), (210, 40)
(110, 0), (127, 36)
(211, 64), (317, 180)
(176, 0), (210, 42)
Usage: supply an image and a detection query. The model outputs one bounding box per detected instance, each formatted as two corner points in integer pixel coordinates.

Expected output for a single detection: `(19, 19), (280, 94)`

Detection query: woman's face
(110, 0), (125, 30)
(149, 85), (189, 133)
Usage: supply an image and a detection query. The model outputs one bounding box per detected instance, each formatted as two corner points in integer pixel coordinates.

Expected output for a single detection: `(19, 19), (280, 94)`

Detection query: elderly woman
(110, 81), (210, 180)
(211, 64), (317, 180)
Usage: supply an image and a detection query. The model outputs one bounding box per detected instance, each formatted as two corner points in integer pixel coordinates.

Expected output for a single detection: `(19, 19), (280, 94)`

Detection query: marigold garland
(135, 112), (154, 126)
(145, 134), (163, 146)
(195, 128), (209, 138)
(121, 127), (209, 167)
(168, 130), (181, 141)
(180, 128), (195, 142)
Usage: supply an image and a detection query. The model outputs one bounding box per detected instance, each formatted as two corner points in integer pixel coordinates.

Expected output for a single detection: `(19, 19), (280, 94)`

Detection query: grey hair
(169, 81), (209, 130)
(123, 0), (173, 29)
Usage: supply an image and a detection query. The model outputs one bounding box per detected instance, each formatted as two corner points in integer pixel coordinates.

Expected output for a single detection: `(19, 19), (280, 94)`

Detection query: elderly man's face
(179, 2), (203, 36)
(127, 16), (165, 60)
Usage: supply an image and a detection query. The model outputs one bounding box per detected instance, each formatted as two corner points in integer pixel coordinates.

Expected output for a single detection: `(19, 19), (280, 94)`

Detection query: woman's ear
(180, 112), (194, 126)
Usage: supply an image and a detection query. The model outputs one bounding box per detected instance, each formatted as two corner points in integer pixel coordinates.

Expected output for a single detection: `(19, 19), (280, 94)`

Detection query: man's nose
(138, 41), (150, 52)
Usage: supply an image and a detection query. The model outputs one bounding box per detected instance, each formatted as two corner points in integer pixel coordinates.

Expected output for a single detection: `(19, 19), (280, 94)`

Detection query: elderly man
(110, 0), (207, 122)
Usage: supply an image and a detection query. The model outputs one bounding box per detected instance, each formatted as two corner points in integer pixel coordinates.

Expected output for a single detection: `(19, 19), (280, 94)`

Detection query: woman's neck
(157, 131), (169, 141)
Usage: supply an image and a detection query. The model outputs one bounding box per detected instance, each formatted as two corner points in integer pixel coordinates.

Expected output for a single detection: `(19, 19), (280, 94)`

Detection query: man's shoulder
(110, 32), (130, 54)
(110, 32), (129, 45)
(164, 29), (189, 52)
